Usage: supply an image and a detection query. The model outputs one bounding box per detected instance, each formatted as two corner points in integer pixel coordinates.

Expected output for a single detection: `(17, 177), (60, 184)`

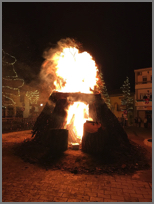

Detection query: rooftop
(134, 67), (152, 72)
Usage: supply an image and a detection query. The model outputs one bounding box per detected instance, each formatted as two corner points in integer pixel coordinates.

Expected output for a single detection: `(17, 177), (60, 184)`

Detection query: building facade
(110, 92), (123, 118)
(109, 90), (135, 125)
(134, 67), (152, 124)
(2, 86), (40, 119)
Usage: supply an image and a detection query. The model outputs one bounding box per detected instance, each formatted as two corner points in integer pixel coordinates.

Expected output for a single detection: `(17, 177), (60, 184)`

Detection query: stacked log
(82, 94), (130, 154)
(31, 101), (54, 139)
(94, 94), (130, 153)
(32, 91), (98, 143)
(32, 97), (69, 152)
(40, 129), (68, 153)
(49, 91), (96, 103)
(32, 91), (130, 155)
(82, 121), (107, 154)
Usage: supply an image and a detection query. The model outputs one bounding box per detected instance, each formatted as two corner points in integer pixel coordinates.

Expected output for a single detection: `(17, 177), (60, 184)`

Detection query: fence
(2, 117), (37, 133)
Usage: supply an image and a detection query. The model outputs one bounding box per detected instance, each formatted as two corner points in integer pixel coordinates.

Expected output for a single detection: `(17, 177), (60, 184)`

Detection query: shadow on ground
(11, 138), (151, 176)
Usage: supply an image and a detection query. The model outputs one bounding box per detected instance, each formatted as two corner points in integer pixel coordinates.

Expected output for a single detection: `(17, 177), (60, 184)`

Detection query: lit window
(140, 94), (144, 99)
(142, 76), (147, 84)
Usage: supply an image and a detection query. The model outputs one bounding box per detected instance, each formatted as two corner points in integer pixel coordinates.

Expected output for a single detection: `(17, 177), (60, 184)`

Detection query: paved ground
(2, 128), (152, 202)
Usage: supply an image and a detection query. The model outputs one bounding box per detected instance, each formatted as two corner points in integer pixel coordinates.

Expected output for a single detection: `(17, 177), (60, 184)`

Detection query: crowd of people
(134, 115), (152, 128)
(118, 115), (127, 127)
(118, 115), (152, 128)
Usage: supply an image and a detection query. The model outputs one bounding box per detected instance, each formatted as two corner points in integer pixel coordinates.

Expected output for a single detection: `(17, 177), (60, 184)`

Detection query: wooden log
(32, 98), (68, 139)
(49, 98), (68, 129)
(32, 102), (54, 137)
(89, 102), (97, 121)
(49, 91), (101, 103)
(32, 92), (101, 140)
(94, 95), (130, 152)
(41, 129), (68, 153)
(82, 121), (107, 154)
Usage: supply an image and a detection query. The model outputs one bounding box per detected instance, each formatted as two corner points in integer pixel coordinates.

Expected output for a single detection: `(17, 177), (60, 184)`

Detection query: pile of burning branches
(31, 91), (131, 156)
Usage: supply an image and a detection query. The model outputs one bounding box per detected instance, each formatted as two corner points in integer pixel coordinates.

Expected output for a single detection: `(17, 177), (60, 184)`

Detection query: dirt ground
(11, 130), (151, 176)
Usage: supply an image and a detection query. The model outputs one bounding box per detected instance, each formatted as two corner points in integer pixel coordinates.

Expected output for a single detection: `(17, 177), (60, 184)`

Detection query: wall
(134, 67), (152, 126)
(110, 95), (123, 118)
(23, 95), (30, 118)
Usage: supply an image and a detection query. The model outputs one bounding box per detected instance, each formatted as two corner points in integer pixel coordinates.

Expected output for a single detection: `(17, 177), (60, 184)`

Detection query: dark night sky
(2, 2), (152, 92)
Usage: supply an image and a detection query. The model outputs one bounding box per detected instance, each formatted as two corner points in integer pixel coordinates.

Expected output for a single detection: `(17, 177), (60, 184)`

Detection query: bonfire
(13, 38), (150, 175)
(32, 38), (130, 154)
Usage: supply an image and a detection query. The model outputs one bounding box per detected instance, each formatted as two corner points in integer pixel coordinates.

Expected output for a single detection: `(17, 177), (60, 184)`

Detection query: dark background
(2, 2), (152, 92)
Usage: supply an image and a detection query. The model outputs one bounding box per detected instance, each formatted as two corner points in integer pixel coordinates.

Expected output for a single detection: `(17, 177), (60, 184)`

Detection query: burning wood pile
(13, 39), (150, 176)
(32, 91), (99, 152)
(32, 91), (130, 155)
(31, 38), (130, 155)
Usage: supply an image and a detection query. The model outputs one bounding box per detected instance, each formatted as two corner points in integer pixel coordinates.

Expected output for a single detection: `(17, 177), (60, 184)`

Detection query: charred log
(31, 102), (53, 138)
(49, 91), (98, 103)
(82, 94), (130, 154)
(94, 95), (130, 153)
(82, 121), (107, 154)
(32, 91), (130, 155)
(32, 98), (68, 141)
(32, 92), (101, 143)
(40, 129), (68, 153)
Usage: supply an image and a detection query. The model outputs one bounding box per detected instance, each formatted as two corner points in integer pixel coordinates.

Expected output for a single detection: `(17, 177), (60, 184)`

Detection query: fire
(66, 102), (93, 141)
(41, 39), (99, 141)
(53, 47), (98, 93)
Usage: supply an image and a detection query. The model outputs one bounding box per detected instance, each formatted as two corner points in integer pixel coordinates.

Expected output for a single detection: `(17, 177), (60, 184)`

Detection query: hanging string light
(2, 50), (25, 105)
(2, 49), (18, 77)
(26, 90), (39, 105)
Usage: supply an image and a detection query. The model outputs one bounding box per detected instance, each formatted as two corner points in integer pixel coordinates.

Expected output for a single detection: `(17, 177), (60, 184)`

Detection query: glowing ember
(41, 38), (99, 141)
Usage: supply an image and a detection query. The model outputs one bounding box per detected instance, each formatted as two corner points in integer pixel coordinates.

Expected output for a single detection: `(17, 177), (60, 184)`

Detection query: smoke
(39, 38), (80, 94)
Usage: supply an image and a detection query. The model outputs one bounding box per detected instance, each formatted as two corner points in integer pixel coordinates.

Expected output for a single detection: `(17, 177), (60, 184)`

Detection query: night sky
(2, 2), (152, 93)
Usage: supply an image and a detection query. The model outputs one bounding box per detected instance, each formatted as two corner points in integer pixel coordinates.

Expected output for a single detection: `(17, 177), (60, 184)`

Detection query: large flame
(66, 102), (93, 141)
(54, 47), (98, 93)
(41, 38), (99, 141)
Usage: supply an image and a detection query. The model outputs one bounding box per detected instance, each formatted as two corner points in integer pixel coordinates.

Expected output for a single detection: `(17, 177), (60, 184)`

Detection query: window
(143, 95), (147, 100)
(140, 93), (150, 100)
(140, 94), (144, 100)
(142, 76), (147, 84)
(138, 72), (142, 76)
